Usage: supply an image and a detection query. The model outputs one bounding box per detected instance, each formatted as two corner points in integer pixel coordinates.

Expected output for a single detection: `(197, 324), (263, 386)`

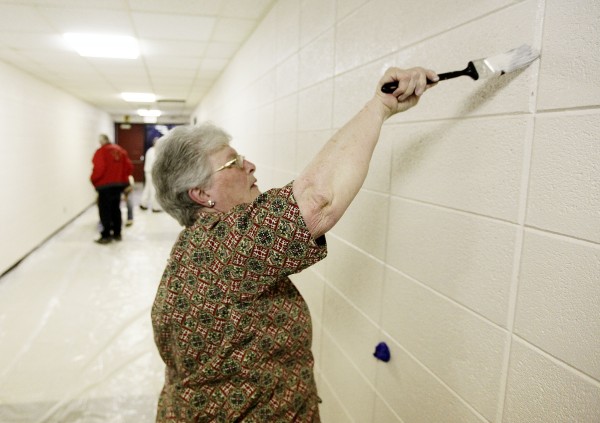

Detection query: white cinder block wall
(194, 0), (600, 421)
(0, 61), (113, 275)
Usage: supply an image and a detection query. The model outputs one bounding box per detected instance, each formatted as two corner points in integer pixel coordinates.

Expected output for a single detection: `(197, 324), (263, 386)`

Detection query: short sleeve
(190, 182), (327, 298)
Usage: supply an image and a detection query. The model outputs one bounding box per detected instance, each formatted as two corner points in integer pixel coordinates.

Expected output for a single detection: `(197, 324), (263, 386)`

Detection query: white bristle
(485, 44), (540, 74)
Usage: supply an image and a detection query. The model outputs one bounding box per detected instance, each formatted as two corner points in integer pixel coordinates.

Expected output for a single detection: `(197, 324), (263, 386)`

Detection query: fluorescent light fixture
(137, 109), (162, 117)
(121, 92), (156, 102)
(63, 33), (139, 59)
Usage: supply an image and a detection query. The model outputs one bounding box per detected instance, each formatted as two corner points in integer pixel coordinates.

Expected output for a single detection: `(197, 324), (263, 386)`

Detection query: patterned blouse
(152, 183), (327, 422)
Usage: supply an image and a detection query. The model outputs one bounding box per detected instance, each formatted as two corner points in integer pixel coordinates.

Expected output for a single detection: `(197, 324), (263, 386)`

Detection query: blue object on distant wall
(373, 342), (391, 362)
(144, 124), (180, 152)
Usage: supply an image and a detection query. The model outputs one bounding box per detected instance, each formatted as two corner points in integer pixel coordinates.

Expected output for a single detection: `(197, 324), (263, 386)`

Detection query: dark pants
(97, 186), (125, 239)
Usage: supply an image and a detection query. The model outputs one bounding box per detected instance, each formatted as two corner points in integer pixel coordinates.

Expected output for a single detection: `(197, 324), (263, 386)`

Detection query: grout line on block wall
(536, 105), (600, 115)
(382, 110), (536, 126)
(494, 84), (536, 423)
(387, 194), (521, 228)
(377, 192), (600, 249)
(523, 225), (600, 248)
(327, 232), (386, 267)
(322, 272), (381, 329)
(328, 234), (502, 328)
(331, 0), (531, 86)
(365, 385), (408, 423)
(370, 163), (394, 423)
(377, 330), (490, 423)
(317, 275), (493, 421)
(292, 102), (536, 127)
(316, 372), (356, 423)
(511, 334), (600, 387)
(322, 326), (385, 389)
(327, 230), (521, 334)
(495, 1), (547, 420)
(319, 326), (380, 422)
(383, 263), (509, 332)
(293, 109), (537, 131)
(494, 220), (526, 422)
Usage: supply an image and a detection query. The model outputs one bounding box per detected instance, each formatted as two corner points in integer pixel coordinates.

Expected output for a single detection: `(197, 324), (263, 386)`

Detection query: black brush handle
(381, 62), (479, 94)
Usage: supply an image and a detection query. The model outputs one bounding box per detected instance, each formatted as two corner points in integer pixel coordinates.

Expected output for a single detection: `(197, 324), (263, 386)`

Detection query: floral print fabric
(152, 183), (327, 422)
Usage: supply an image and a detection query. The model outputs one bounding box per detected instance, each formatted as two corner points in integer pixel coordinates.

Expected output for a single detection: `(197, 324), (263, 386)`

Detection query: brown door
(115, 123), (145, 182)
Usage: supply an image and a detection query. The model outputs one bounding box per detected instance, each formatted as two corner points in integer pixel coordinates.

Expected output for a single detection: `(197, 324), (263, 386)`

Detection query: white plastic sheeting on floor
(0, 189), (182, 422)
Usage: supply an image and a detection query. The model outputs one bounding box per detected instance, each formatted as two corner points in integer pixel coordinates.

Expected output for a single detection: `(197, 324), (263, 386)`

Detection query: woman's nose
(244, 158), (256, 173)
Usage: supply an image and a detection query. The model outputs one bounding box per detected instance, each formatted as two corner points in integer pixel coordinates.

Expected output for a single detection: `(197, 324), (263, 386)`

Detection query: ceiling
(0, 0), (276, 123)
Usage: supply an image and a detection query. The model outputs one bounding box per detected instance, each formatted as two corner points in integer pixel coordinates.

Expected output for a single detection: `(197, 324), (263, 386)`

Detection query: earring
(207, 200), (215, 208)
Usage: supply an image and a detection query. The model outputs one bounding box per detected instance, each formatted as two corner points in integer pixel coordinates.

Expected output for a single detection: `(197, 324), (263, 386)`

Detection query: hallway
(0, 187), (181, 422)
(1, 0), (599, 421)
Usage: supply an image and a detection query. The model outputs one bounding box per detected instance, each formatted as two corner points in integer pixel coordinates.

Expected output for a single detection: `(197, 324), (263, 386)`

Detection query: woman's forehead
(210, 146), (237, 164)
(215, 145), (237, 157)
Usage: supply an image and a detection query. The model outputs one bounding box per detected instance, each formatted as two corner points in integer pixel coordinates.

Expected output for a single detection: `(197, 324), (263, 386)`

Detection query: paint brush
(381, 44), (540, 94)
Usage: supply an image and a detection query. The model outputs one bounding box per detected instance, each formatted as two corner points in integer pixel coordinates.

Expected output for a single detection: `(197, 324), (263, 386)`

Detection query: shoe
(94, 237), (112, 244)
(113, 234), (122, 241)
(140, 205), (148, 210)
(152, 209), (162, 213)
(125, 220), (133, 227)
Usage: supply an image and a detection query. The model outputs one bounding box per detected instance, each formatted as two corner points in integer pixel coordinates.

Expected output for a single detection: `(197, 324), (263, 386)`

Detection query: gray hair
(99, 134), (111, 144)
(152, 123), (231, 226)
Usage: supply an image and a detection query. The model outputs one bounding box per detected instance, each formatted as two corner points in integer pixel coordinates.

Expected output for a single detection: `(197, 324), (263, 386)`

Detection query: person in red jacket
(91, 134), (133, 244)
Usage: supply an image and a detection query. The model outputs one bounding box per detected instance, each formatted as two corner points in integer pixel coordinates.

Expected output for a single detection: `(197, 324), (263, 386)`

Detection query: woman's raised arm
(293, 67), (438, 238)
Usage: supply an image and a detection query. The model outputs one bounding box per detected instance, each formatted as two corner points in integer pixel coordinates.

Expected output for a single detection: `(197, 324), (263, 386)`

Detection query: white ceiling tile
(103, 73), (151, 84)
(220, 0), (275, 19)
(0, 32), (67, 51)
(132, 12), (216, 41)
(0, 4), (53, 31)
(150, 70), (198, 83)
(91, 61), (148, 77)
(22, 0), (127, 8)
(212, 17), (257, 43)
(55, 75), (108, 86)
(38, 7), (135, 34)
(0, 49), (30, 64)
(111, 81), (154, 92)
(193, 75), (218, 86)
(196, 69), (221, 80)
(40, 65), (100, 79)
(187, 90), (204, 101)
(204, 41), (239, 59)
(156, 89), (195, 101)
(0, 0), (275, 120)
(0, 53), (43, 75)
(139, 39), (207, 57)
(18, 50), (94, 68)
(199, 58), (228, 72)
(128, 0), (223, 15)
(144, 56), (201, 70)
(60, 81), (117, 92)
(190, 79), (213, 91)
(153, 85), (189, 96)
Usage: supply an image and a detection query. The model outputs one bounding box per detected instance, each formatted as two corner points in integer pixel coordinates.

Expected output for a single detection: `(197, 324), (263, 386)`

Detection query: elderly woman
(151, 67), (438, 422)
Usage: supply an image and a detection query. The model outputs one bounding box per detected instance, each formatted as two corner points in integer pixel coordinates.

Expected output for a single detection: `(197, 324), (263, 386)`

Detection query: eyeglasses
(214, 154), (245, 173)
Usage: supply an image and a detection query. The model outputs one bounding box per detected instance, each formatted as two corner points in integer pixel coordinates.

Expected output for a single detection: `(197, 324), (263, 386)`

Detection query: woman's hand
(375, 67), (439, 117)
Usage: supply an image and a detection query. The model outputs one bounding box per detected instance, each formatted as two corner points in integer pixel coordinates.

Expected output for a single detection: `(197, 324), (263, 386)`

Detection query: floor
(0, 187), (182, 423)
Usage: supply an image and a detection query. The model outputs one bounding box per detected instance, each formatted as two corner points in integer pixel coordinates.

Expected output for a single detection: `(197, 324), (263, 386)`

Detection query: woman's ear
(188, 187), (210, 206)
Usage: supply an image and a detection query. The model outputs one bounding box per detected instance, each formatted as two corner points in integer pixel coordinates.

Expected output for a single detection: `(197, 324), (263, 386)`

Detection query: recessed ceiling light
(137, 109), (162, 117)
(121, 92), (156, 102)
(63, 33), (139, 59)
